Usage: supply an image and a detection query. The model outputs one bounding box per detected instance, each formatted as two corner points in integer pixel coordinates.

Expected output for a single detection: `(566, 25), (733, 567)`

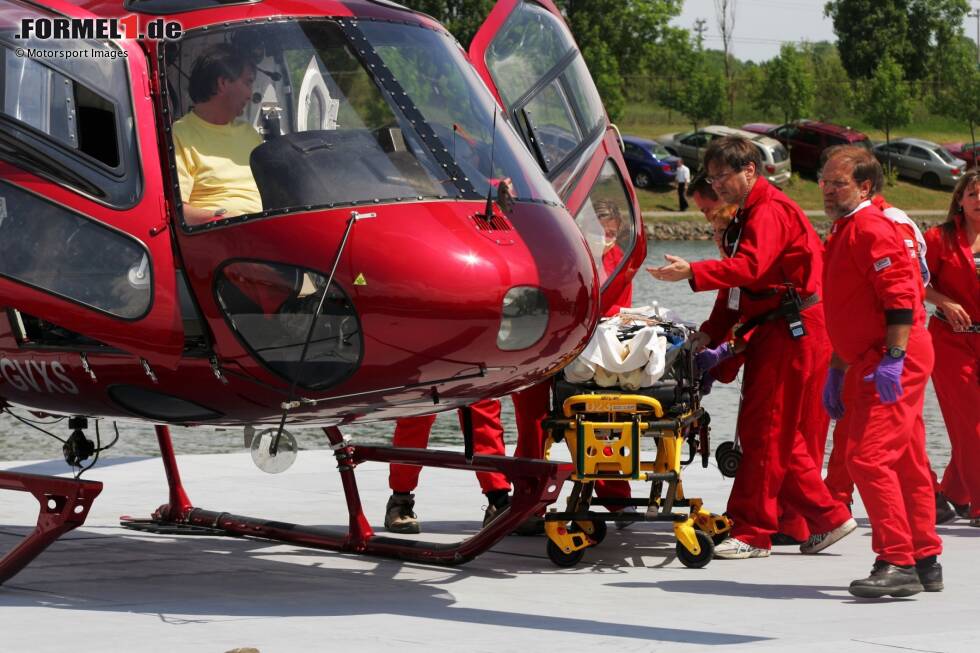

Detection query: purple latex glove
(700, 370), (717, 395)
(863, 355), (905, 403)
(695, 342), (734, 374)
(822, 367), (845, 420)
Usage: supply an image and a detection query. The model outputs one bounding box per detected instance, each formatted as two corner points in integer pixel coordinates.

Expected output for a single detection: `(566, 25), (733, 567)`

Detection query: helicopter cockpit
(164, 18), (562, 229)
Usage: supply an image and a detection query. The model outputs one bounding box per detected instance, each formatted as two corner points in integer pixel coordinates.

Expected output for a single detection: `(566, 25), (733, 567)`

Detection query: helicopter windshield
(168, 19), (559, 227)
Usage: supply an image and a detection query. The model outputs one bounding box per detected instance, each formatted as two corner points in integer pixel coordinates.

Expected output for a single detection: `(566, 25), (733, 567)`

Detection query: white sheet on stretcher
(564, 321), (669, 391)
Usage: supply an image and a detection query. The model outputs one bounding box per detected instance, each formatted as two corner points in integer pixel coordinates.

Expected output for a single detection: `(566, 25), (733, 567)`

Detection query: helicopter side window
(484, 3), (605, 187)
(0, 180), (152, 319)
(214, 260), (361, 390)
(0, 1), (140, 208)
(574, 160), (636, 289)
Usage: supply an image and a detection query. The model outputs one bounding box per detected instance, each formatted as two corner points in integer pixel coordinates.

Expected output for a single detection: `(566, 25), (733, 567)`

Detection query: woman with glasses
(923, 170), (980, 527)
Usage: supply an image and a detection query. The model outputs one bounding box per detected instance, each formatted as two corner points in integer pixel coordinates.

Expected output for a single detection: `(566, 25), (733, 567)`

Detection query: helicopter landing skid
(0, 470), (103, 585)
(126, 426), (571, 565)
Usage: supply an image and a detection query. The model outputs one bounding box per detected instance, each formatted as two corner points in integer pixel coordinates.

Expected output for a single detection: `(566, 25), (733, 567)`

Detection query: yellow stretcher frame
(542, 393), (732, 568)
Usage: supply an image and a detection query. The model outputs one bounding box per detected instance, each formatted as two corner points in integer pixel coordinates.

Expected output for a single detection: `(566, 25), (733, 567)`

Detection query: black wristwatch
(886, 346), (906, 360)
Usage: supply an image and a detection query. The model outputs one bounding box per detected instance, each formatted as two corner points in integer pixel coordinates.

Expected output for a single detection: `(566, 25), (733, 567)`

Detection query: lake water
(0, 240), (952, 472)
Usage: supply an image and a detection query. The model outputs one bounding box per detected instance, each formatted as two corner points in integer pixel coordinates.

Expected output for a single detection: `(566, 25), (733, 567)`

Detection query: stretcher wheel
(587, 519), (607, 544)
(715, 441), (741, 478)
(547, 539), (587, 567)
(676, 529), (714, 569)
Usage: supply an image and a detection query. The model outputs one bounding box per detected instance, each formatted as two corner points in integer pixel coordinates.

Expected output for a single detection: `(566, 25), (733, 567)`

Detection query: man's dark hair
(703, 136), (762, 177)
(821, 145), (884, 196)
(686, 171), (717, 199)
(188, 43), (253, 104)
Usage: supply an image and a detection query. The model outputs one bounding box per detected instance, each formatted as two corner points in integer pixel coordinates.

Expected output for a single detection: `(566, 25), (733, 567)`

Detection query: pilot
(172, 43), (263, 226)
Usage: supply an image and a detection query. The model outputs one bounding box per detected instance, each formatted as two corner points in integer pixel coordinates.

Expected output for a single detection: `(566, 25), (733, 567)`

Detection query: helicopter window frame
(0, 5), (144, 209)
(0, 179), (155, 321)
(483, 2), (607, 189)
(573, 158), (637, 292)
(162, 18), (561, 234)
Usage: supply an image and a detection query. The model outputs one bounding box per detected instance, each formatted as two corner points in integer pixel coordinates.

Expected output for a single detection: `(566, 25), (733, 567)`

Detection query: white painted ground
(1, 449), (976, 653)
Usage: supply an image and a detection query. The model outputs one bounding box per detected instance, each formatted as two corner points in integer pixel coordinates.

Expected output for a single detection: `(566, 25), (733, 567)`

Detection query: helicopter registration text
(0, 358), (78, 395)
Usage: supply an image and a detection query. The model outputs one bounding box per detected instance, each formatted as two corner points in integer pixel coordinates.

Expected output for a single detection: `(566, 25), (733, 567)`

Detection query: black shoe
(770, 532), (805, 546)
(935, 494), (957, 525)
(849, 560), (924, 598)
(384, 493), (421, 534)
(953, 502), (971, 519)
(915, 555), (943, 592)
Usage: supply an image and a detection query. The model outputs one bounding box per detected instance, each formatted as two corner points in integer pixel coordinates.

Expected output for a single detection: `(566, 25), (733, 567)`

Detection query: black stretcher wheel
(676, 528), (714, 569)
(716, 441), (741, 478)
(547, 539), (587, 567)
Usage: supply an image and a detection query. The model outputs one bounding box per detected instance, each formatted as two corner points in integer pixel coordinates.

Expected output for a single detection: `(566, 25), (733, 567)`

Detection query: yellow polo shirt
(173, 111), (263, 216)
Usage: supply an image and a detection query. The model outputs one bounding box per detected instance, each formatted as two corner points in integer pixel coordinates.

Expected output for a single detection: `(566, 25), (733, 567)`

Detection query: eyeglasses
(705, 168), (741, 185)
(817, 177), (852, 191)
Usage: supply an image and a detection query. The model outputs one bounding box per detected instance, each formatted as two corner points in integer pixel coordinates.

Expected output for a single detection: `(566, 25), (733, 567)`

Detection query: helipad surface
(1, 449), (976, 653)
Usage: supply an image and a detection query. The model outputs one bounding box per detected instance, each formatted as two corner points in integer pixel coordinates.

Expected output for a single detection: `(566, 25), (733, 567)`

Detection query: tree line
(401, 0), (980, 147)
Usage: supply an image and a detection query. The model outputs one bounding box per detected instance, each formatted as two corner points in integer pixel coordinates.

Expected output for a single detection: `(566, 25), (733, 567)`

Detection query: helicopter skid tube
(143, 432), (570, 565)
(0, 471), (103, 585)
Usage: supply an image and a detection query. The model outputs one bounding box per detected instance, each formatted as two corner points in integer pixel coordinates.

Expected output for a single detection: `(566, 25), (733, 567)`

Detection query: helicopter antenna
(270, 210), (376, 457)
(483, 108), (499, 220)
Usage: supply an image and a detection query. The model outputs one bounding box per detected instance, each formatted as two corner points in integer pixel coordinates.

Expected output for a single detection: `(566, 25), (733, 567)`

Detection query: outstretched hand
(647, 254), (693, 282)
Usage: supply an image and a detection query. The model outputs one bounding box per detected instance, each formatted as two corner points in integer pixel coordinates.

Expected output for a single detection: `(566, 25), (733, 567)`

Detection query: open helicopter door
(0, 0), (183, 367)
(469, 0), (645, 315)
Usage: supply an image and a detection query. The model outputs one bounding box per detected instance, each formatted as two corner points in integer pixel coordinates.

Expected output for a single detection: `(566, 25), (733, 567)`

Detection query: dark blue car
(622, 136), (679, 188)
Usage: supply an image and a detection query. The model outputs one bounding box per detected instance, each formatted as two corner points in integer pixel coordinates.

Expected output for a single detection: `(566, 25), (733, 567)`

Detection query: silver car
(872, 138), (966, 188)
(658, 125), (792, 186)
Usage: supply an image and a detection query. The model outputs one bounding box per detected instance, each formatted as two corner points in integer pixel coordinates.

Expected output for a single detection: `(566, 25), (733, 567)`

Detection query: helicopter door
(470, 0), (645, 312)
(0, 5), (183, 367)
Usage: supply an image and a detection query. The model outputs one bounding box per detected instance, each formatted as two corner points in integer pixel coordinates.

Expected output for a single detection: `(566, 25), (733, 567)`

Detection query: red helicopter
(0, 0), (645, 582)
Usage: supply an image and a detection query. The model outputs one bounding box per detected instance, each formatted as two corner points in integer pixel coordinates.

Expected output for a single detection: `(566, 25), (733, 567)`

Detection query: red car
(943, 142), (980, 169)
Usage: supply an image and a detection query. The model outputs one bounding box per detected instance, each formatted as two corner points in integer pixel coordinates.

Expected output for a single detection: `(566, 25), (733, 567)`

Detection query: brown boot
(384, 493), (420, 534)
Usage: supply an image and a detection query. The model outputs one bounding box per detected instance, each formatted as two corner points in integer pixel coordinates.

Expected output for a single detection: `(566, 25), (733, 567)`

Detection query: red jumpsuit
(690, 177), (849, 549)
(925, 220), (980, 518)
(824, 198), (938, 505)
(823, 201), (942, 566)
(389, 398), (510, 494)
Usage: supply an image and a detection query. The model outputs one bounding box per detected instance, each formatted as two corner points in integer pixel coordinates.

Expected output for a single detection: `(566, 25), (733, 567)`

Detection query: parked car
(658, 125), (791, 186)
(621, 136), (678, 188)
(741, 122), (778, 136)
(872, 138), (966, 188)
(764, 120), (871, 173)
(943, 141), (979, 169)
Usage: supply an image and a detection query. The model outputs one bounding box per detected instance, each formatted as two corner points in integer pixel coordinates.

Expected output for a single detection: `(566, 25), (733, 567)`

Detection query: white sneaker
(800, 517), (857, 554)
(712, 537), (770, 559)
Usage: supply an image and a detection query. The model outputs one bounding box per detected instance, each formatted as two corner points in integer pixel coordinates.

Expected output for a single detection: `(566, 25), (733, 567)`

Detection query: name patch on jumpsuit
(873, 257), (892, 272)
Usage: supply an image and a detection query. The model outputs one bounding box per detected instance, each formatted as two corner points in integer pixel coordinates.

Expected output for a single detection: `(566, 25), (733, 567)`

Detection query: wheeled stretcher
(541, 320), (731, 568)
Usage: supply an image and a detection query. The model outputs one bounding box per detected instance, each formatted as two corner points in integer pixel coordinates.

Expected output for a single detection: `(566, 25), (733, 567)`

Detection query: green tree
(676, 56), (726, 131)
(805, 42), (854, 122)
(863, 54), (912, 171)
(930, 37), (980, 159)
(765, 43), (814, 124)
(403, 0), (496, 48)
(824, 0), (970, 81)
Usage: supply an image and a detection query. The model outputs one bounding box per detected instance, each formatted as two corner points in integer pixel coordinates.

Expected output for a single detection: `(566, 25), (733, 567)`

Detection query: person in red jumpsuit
(648, 136), (854, 559)
(819, 145), (942, 598)
(687, 175), (819, 546)
(822, 194), (956, 524)
(384, 399), (512, 533)
(924, 169), (980, 527)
